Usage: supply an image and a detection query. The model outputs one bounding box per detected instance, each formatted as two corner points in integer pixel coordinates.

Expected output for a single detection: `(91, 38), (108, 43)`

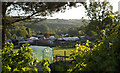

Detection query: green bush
(68, 14), (120, 73)
(2, 43), (51, 73)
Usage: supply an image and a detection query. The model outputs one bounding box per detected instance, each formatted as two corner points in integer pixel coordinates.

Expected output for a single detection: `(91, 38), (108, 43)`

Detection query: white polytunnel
(30, 46), (53, 63)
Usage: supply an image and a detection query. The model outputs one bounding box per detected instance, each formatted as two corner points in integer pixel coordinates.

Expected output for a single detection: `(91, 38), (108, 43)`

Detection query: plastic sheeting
(30, 46), (53, 63)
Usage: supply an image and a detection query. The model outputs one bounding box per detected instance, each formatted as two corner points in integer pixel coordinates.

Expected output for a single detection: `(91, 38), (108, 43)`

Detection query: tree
(26, 27), (33, 37)
(39, 24), (49, 33)
(44, 33), (50, 39)
(17, 29), (28, 37)
(83, 0), (113, 39)
(2, 2), (82, 48)
(6, 25), (34, 39)
(11, 34), (16, 39)
(68, 27), (78, 36)
(6, 31), (12, 39)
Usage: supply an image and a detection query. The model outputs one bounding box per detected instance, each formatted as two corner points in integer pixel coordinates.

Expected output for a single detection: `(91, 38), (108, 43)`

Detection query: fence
(53, 51), (74, 62)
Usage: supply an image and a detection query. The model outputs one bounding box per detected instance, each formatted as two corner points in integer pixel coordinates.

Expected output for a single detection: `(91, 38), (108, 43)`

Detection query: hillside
(14, 19), (88, 34)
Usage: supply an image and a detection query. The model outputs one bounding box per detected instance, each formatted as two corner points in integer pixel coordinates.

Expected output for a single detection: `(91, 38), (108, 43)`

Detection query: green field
(53, 49), (73, 56)
(52, 43), (76, 57)
(53, 48), (75, 56)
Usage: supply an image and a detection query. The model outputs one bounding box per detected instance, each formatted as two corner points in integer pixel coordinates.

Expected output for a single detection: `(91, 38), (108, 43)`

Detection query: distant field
(52, 46), (75, 50)
(53, 46), (76, 61)
(53, 49), (75, 61)
(53, 49), (74, 56)
(52, 46), (75, 56)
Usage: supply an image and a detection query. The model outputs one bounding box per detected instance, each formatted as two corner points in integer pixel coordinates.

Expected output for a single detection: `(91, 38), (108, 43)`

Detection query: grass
(50, 61), (75, 71)
(52, 46), (76, 61)
(53, 49), (75, 56)
(53, 49), (75, 61)
(52, 46), (75, 50)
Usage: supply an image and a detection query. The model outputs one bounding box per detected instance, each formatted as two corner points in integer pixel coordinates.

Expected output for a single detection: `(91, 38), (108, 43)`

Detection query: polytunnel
(30, 46), (53, 63)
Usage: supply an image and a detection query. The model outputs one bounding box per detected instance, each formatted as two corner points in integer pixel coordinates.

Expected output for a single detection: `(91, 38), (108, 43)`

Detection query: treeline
(23, 19), (86, 35)
(6, 19), (90, 39)
(6, 25), (36, 39)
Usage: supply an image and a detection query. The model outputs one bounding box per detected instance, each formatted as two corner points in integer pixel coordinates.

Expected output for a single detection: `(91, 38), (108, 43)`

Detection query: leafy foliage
(20, 19), (85, 35)
(39, 58), (51, 73)
(68, 12), (120, 73)
(6, 25), (35, 39)
(2, 43), (51, 73)
(83, 0), (113, 38)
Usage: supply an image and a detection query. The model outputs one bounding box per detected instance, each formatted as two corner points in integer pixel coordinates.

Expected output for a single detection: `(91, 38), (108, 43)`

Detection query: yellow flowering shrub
(68, 14), (120, 73)
(2, 43), (51, 73)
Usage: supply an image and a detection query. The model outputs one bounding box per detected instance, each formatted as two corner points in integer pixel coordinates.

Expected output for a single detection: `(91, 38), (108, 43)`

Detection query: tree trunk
(2, 2), (7, 49)
(2, 24), (7, 49)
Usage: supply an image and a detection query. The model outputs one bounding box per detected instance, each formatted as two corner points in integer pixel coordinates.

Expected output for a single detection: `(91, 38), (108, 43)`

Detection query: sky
(8, 0), (120, 19)
(43, 0), (120, 19)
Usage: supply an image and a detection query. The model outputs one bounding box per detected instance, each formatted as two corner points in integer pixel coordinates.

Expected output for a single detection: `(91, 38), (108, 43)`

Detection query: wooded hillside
(12, 19), (88, 34)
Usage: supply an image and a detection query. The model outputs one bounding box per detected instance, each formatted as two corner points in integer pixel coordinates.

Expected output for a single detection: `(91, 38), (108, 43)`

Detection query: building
(44, 33), (50, 39)
(49, 36), (55, 40)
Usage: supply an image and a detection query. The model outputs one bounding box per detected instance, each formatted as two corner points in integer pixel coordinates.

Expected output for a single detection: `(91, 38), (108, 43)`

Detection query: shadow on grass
(50, 61), (76, 72)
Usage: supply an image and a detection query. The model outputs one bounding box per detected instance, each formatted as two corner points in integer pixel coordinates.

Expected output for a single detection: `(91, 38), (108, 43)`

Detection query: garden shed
(30, 46), (53, 63)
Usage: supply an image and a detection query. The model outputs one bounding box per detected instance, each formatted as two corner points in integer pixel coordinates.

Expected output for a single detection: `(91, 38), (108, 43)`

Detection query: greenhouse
(30, 46), (53, 63)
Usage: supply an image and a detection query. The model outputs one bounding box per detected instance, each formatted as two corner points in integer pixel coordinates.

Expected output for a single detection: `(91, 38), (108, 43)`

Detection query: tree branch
(11, 11), (41, 24)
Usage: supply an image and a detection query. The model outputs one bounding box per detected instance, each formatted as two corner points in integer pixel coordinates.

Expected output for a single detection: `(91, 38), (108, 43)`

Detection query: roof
(36, 35), (44, 37)
(49, 36), (55, 39)
(30, 46), (52, 50)
(57, 37), (79, 41)
(29, 37), (39, 40)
